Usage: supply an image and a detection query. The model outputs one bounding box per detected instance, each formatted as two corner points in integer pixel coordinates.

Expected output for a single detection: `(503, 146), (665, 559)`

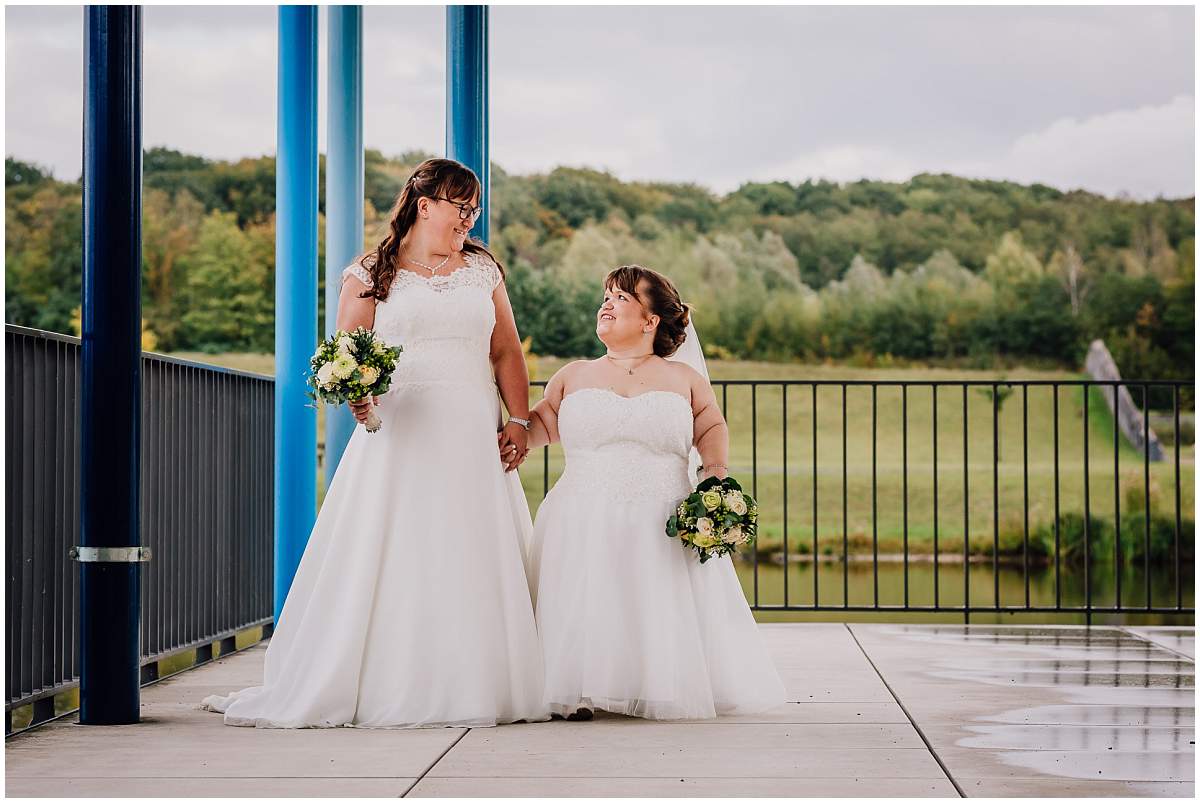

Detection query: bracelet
(702, 463), (728, 471)
(507, 416), (531, 431)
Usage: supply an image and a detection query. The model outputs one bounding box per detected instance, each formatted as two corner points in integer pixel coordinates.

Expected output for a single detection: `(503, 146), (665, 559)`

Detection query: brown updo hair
(604, 265), (691, 357)
(356, 158), (503, 301)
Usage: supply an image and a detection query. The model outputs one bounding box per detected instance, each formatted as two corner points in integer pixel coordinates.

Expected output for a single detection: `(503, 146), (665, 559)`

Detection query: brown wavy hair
(604, 265), (691, 357)
(355, 158), (503, 301)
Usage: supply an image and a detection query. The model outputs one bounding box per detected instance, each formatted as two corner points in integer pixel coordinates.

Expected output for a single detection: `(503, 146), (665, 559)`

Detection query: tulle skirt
(200, 382), (550, 728)
(526, 466), (788, 720)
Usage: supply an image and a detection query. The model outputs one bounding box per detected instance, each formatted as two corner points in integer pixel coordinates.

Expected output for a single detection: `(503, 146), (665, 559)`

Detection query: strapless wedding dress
(526, 387), (788, 720)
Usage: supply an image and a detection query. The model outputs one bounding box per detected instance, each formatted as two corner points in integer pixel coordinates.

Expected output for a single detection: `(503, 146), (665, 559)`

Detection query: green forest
(5, 149), (1194, 403)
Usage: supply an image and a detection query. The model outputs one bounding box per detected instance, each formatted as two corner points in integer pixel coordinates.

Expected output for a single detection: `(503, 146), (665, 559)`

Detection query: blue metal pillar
(323, 5), (363, 485)
(80, 4), (142, 725)
(446, 5), (490, 243)
(275, 6), (318, 622)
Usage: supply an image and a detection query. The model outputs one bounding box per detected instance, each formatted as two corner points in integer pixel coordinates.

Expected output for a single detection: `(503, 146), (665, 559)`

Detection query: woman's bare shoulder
(551, 358), (600, 385)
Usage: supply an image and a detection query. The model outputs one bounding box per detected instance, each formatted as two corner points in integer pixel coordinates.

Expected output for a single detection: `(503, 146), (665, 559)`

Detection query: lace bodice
(554, 388), (695, 502)
(342, 252), (502, 391)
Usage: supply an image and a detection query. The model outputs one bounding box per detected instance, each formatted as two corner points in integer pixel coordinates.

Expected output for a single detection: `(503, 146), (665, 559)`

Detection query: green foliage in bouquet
(666, 476), (759, 564)
(306, 327), (402, 406)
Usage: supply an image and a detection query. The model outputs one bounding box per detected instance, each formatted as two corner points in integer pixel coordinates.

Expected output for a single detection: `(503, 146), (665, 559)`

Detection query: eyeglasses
(433, 197), (483, 222)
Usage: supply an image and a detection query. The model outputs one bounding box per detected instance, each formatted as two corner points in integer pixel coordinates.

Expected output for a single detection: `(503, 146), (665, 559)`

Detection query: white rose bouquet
(306, 327), (402, 433)
(665, 476), (758, 564)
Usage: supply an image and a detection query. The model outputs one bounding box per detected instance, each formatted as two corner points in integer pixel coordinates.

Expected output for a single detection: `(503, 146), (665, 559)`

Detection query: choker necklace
(605, 353), (654, 375)
(406, 252), (451, 275)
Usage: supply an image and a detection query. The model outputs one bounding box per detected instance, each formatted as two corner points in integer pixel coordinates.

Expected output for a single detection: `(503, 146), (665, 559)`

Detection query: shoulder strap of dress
(342, 262), (373, 289)
(466, 250), (502, 290)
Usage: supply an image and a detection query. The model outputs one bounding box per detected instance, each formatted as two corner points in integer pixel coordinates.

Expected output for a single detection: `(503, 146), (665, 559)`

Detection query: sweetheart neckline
(560, 387), (692, 407)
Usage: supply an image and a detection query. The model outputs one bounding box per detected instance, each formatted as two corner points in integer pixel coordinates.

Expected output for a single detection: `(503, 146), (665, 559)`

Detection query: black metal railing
(528, 379), (1195, 622)
(5, 326), (274, 729)
(6, 327), (1194, 731)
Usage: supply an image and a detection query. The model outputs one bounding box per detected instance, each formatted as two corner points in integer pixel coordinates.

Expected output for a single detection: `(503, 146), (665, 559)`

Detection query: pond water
(733, 557), (1194, 625)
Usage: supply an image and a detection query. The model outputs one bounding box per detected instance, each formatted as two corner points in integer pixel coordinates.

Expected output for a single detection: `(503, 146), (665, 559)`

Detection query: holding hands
(498, 419), (530, 472)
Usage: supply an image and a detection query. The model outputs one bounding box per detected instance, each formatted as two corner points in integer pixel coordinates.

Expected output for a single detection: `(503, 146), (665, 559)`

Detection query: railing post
(79, 4), (143, 726)
(324, 5), (364, 485)
(446, 4), (490, 243)
(275, 6), (319, 622)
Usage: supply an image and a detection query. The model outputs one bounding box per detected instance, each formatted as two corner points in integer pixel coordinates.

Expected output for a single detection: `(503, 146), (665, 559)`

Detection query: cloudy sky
(5, 3), (1195, 198)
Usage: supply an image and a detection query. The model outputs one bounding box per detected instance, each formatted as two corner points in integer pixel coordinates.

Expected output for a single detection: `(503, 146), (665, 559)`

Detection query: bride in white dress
(200, 159), (549, 728)
(524, 265), (788, 721)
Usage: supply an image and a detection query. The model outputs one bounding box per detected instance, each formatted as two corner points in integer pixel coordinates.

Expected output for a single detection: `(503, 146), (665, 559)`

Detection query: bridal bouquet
(306, 327), (402, 433)
(665, 476), (758, 564)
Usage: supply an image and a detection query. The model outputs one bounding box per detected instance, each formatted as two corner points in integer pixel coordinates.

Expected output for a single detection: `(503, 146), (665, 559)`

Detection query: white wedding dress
(527, 387), (788, 720)
(200, 252), (550, 728)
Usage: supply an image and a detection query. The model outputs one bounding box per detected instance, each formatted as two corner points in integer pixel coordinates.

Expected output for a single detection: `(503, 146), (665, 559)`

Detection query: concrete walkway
(5, 624), (1194, 797)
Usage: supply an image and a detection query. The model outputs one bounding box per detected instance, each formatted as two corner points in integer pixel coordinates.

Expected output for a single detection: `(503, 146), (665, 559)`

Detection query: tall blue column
(80, 4), (142, 725)
(324, 5), (363, 485)
(446, 5), (490, 243)
(275, 6), (318, 622)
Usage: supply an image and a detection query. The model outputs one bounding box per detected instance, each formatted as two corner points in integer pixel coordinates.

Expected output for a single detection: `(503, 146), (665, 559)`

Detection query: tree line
(5, 149), (1193, 406)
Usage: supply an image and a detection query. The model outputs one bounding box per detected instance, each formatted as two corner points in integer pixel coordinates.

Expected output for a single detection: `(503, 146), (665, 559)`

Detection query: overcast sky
(5, 3), (1195, 198)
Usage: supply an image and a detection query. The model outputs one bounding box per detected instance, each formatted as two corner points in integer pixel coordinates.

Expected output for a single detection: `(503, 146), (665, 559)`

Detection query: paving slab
(153, 647), (269, 687)
(973, 704), (1194, 727)
(936, 747), (1193, 782)
(960, 778), (1195, 797)
(848, 623), (1196, 796)
(407, 776), (959, 796)
(6, 687), (465, 782)
(3, 777), (419, 797)
(715, 701), (910, 724)
(1124, 627), (1196, 660)
(7, 623), (1191, 797)
(776, 669), (897, 703)
(5, 716), (463, 780)
(426, 720), (942, 779)
(924, 722), (1194, 753)
(757, 623), (873, 671)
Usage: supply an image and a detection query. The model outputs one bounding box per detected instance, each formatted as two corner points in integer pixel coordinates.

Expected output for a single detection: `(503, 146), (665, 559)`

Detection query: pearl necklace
(406, 252), (451, 275)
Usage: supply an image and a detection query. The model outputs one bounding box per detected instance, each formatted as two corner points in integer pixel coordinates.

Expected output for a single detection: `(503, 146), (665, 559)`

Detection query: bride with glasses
(201, 158), (549, 729)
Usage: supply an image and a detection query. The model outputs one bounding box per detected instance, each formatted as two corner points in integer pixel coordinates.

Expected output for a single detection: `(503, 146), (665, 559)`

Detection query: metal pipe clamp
(68, 546), (153, 563)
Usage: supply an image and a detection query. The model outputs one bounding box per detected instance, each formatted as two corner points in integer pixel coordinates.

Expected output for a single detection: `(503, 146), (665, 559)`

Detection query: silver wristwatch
(507, 416), (531, 431)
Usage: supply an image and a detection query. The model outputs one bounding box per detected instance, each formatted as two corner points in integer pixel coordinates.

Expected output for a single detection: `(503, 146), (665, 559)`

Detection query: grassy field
(525, 357), (1194, 555)
(171, 351), (1195, 555)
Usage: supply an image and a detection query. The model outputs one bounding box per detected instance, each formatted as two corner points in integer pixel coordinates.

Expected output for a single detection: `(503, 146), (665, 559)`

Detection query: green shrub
(1033, 513), (1113, 566)
(1117, 513), (1195, 565)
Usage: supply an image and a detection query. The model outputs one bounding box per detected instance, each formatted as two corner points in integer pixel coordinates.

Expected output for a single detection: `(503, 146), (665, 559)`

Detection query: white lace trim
(341, 262), (373, 289)
(341, 252), (500, 295)
(393, 251), (500, 293)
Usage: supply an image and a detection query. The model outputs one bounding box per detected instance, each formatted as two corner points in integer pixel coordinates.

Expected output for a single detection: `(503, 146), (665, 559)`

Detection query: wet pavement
(848, 624), (1195, 797)
(1124, 627), (1196, 660)
(5, 623), (1194, 797)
